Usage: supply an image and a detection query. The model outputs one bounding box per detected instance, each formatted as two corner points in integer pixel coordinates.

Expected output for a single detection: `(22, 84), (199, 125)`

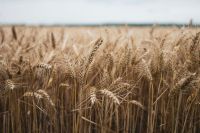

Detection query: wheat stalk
(51, 32), (56, 49)
(0, 28), (4, 44)
(11, 26), (17, 40)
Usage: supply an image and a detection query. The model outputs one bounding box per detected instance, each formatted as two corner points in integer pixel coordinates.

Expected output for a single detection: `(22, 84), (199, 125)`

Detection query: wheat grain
(5, 79), (15, 90)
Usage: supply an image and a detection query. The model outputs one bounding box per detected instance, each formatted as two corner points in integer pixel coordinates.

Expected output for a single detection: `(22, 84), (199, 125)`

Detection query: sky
(0, 0), (199, 25)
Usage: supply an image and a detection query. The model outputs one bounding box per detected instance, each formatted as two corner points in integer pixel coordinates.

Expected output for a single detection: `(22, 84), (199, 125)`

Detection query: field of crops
(0, 26), (200, 133)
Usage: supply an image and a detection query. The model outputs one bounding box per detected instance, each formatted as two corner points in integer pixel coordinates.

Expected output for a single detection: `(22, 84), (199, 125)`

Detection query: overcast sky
(0, 0), (199, 25)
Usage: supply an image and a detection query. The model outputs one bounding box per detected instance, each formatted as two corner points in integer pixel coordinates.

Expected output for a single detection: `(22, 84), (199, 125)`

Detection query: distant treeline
(0, 23), (200, 27)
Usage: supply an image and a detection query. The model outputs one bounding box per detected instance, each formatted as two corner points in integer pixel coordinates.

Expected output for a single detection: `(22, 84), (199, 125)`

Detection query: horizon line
(0, 23), (199, 27)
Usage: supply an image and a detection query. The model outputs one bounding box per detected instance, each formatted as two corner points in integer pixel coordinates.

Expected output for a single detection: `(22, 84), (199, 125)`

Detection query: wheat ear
(23, 89), (54, 106)
(89, 86), (97, 105)
(87, 38), (103, 67)
(100, 89), (120, 105)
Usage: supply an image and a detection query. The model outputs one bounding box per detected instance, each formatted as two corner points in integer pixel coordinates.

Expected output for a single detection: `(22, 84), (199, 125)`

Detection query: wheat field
(0, 26), (200, 133)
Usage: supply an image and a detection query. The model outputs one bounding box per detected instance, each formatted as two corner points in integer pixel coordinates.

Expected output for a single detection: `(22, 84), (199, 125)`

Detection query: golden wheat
(0, 26), (200, 133)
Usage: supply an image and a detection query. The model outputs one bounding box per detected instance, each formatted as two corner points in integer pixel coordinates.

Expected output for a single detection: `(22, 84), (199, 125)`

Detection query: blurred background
(0, 0), (199, 25)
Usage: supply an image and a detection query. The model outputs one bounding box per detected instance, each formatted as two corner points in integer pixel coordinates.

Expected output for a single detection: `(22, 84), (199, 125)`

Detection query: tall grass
(0, 26), (200, 133)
